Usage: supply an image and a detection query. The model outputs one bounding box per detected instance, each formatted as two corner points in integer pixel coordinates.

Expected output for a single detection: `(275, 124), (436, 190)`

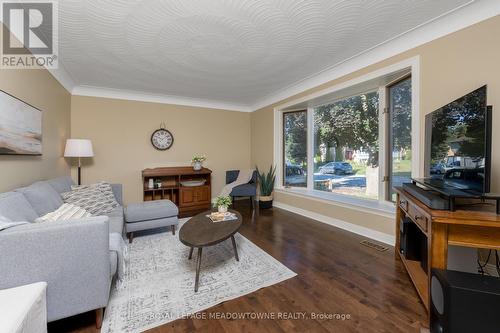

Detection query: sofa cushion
(125, 216), (178, 233)
(125, 200), (178, 223)
(47, 176), (74, 194)
(15, 182), (64, 217)
(0, 192), (39, 222)
(0, 213), (29, 231)
(105, 206), (124, 234)
(230, 183), (257, 197)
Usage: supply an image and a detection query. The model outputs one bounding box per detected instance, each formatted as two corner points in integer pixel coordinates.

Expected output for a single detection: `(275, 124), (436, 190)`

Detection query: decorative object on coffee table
(142, 167), (211, 217)
(179, 210), (242, 292)
(256, 165), (276, 209)
(214, 195), (232, 213)
(191, 154), (206, 171)
(64, 139), (94, 185)
(206, 211), (238, 223)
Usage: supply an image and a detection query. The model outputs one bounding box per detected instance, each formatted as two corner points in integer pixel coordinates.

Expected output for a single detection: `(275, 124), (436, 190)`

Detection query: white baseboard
(273, 201), (395, 246)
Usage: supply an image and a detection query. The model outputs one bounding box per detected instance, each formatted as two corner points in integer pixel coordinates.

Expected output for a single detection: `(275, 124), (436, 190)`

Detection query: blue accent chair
(226, 170), (257, 209)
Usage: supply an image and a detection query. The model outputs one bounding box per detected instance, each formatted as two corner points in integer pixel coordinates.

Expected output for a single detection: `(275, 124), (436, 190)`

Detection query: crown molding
(71, 85), (253, 112)
(251, 0), (500, 111)
(47, 64), (76, 93)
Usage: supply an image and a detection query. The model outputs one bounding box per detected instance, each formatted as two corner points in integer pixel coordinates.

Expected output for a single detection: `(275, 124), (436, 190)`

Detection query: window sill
(274, 187), (396, 218)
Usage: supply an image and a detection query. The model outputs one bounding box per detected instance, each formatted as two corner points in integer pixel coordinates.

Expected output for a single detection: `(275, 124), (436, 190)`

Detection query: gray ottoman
(125, 200), (179, 243)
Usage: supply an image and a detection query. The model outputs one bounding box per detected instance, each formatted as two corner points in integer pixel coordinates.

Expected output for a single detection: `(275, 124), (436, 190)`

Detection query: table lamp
(64, 139), (94, 185)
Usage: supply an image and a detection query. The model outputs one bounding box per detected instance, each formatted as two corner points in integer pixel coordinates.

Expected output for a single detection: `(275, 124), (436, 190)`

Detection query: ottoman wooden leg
(128, 232), (134, 243)
(171, 225), (175, 235)
(95, 308), (103, 329)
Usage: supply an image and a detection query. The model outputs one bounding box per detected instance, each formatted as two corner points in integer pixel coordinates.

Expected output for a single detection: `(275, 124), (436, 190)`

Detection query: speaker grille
(431, 275), (444, 315)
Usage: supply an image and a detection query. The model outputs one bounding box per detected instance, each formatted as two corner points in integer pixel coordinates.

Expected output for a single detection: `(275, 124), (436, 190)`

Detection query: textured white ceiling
(59, 0), (472, 109)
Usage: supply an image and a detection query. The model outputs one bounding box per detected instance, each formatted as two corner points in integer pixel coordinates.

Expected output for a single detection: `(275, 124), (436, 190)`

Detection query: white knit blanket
(219, 169), (254, 197)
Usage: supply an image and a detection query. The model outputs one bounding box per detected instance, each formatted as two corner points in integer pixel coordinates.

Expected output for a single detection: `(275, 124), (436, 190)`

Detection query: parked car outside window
(318, 161), (353, 175)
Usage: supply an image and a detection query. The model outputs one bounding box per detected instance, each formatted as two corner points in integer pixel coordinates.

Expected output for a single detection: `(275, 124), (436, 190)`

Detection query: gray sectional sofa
(0, 176), (124, 325)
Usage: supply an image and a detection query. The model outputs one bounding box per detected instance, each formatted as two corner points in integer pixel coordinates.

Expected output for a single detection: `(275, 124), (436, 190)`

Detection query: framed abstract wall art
(0, 90), (42, 155)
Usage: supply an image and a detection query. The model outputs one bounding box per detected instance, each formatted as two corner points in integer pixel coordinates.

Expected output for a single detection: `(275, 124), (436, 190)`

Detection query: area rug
(101, 219), (297, 333)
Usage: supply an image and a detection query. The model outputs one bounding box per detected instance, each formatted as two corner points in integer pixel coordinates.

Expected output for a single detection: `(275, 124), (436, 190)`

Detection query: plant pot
(218, 206), (228, 213)
(259, 195), (273, 209)
(193, 161), (202, 171)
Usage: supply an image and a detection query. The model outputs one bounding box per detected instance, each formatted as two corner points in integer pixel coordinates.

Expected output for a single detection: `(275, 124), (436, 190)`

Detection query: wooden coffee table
(179, 210), (242, 292)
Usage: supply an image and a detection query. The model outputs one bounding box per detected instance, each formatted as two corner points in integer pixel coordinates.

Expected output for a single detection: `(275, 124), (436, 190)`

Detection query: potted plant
(213, 195), (232, 213)
(191, 154), (206, 171)
(256, 165), (276, 209)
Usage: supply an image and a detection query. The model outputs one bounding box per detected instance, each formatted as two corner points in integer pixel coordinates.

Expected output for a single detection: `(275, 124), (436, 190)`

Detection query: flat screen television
(424, 85), (491, 194)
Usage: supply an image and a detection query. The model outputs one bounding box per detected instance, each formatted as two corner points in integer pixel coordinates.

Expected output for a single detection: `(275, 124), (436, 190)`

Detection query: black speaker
(430, 269), (500, 333)
(400, 217), (422, 260)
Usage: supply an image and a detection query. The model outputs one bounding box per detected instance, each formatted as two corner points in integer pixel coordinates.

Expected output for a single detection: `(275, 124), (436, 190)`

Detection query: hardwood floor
(48, 201), (427, 333)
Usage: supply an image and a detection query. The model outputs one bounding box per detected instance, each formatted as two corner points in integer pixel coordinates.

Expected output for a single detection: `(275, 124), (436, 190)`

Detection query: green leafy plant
(191, 154), (206, 163)
(256, 165), (276, 197)
(213, 195), (232, 208)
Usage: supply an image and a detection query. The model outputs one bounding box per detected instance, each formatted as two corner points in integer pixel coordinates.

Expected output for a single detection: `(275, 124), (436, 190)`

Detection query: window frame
(273, 57), (421, 212)
(386, 74), (412, 201)
(282, 109), (308, 187)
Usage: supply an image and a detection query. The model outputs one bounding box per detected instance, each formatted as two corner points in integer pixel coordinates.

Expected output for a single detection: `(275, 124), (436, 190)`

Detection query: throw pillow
(35, 203), (92, 223)
(71, 181), (117, 202)
(62, 182), (119, 215)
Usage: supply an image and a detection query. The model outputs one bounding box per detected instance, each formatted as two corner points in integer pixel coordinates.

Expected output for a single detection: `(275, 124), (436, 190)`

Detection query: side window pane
(283, 111), (307, 187)
(313, 92), (379, 199)
(389, 77), (412, 201)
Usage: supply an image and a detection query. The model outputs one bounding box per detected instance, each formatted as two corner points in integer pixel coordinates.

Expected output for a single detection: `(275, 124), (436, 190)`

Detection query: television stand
(411, 178), (500, 214)
(394, 186), (500, 324)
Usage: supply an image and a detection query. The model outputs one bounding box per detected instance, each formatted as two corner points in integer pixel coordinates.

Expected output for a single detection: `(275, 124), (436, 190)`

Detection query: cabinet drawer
(407, 202), (430, 233)
(398, 194), (409, 212)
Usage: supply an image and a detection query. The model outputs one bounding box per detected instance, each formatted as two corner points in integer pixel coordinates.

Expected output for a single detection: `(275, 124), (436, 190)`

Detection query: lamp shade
(64, 139), (94, 157)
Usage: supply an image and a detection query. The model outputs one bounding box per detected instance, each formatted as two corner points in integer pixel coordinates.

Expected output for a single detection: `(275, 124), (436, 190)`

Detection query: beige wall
(70, 96), (251, 204)
(0, 38), (71, 191)
(251, 15), (500, 237)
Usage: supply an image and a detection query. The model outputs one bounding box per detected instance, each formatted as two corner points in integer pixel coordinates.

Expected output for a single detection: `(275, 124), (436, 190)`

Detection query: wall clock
(151, 124), (174, 150)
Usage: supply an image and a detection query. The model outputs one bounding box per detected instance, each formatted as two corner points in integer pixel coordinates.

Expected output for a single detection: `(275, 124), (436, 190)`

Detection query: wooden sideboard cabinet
(142, 167), (212, 217)
(179, 185), (211, 208)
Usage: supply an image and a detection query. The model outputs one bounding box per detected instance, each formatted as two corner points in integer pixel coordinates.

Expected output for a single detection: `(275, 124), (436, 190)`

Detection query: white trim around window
(273, 56), (421, 213)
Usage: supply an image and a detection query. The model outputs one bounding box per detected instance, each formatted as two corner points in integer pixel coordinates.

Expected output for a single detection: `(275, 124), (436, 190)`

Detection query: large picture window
(313, 92), (379, 199)
(276, 67), (416, 207)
